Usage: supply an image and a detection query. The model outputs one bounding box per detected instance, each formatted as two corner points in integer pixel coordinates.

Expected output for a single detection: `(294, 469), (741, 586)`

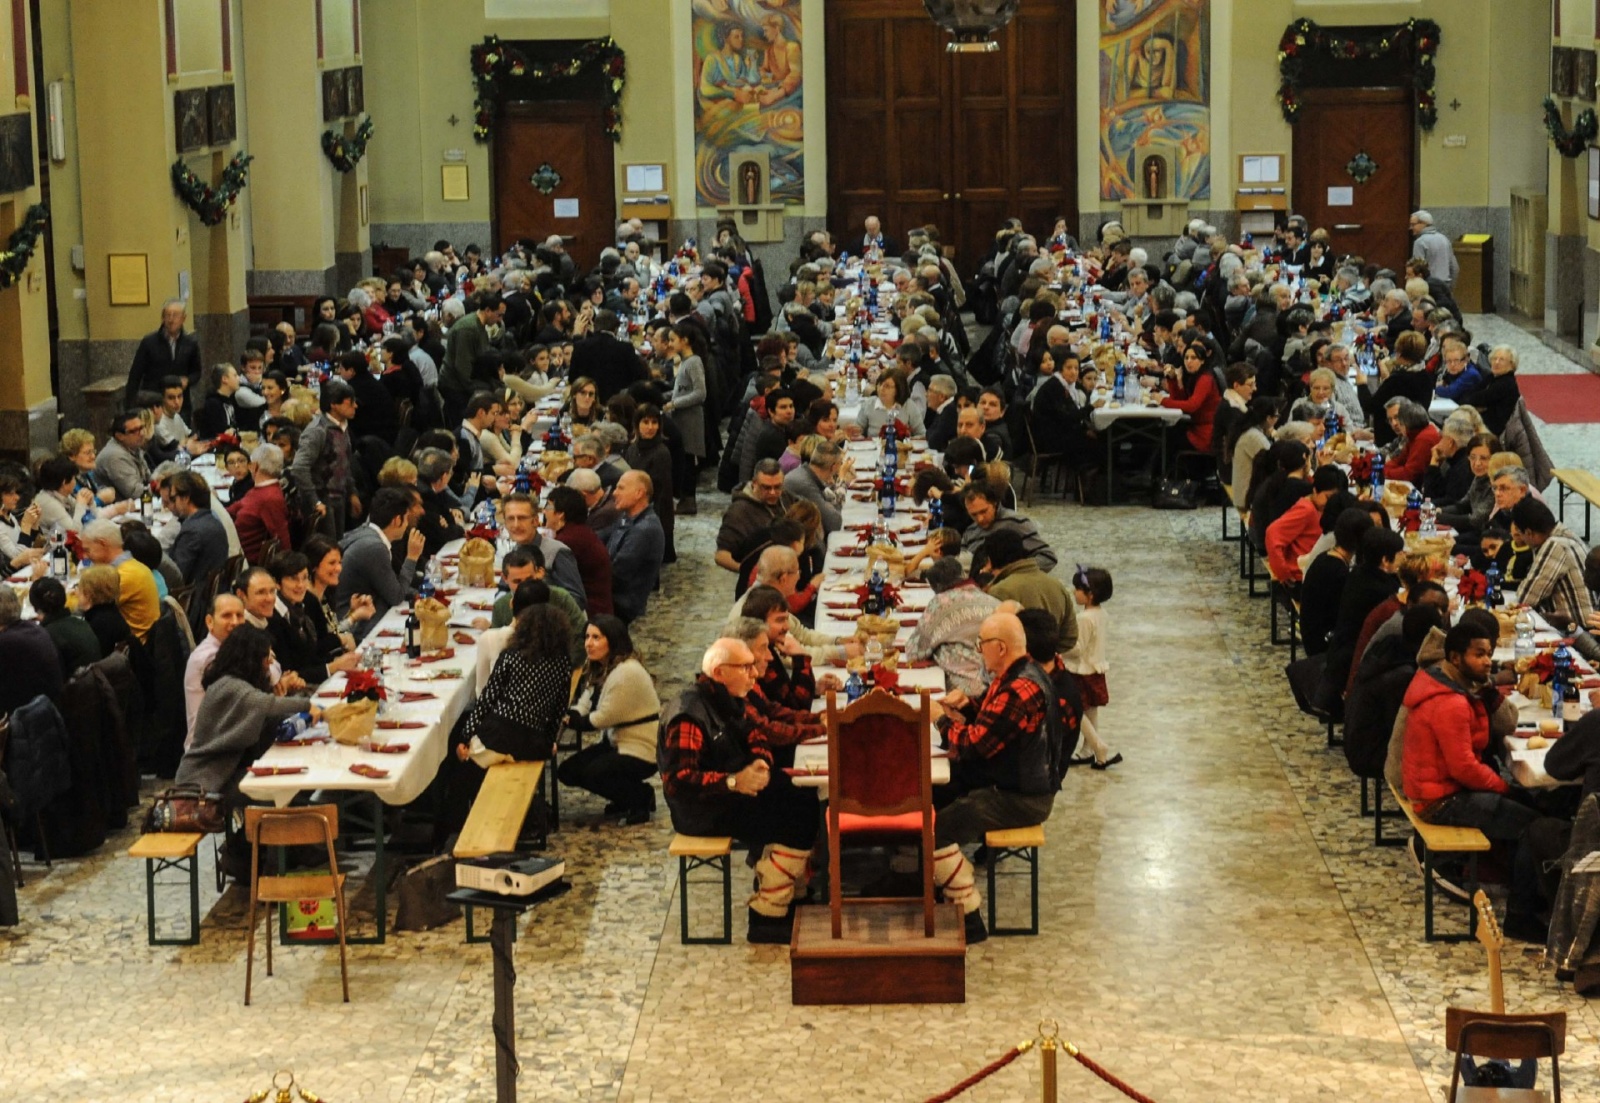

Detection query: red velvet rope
(1070, 1048), (1160, 1103)
(921, 1043), (1031, 1103)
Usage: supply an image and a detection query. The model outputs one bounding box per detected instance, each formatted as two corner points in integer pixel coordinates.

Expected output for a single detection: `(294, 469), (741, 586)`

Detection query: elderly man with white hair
(930, 610), (1061, 944)
(733, 545), (858, 665)
(1409, 209), (1458, 288)
(225, 442), (290, 564)
(81, 520), (162, 642)
(782, 440), (843, 536)
(659, 635), (821, 943)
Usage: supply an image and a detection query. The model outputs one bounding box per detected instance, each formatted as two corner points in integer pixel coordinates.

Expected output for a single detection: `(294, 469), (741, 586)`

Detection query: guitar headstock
(1474, 889), (1504, 953)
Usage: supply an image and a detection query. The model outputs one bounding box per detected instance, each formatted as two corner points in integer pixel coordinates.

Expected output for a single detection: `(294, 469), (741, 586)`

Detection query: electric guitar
(1474, 889), (1505, 1013)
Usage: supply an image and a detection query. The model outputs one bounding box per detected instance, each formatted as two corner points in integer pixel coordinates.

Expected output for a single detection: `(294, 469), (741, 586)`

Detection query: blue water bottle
(929, 496), (944, 531)
(880, 476), (896, 519)
(1484, 563), (1502, 609)
(273, 712), (312, 743)
(845, 670), (865, 702)
(1113, 363), (1127, 403)
(1370, 451), (1385, 496)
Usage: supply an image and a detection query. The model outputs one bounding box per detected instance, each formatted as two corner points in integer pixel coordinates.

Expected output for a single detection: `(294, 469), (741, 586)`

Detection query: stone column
(0, 7), (54, 461)
(68, 0), (248, 413)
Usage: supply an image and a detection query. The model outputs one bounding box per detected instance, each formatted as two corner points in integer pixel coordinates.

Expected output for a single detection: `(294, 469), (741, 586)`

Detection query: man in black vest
(931, 611), (1058, 943)
(658, 637), (819, 943)
(126, 299), (203, 408)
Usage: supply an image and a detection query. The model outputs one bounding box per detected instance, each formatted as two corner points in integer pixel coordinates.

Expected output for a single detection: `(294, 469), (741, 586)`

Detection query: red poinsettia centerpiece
(465, 523), (499, 543)
(1348, 452), (1373, 484)
(870, 664), (899, 692)
(211, 430), (240, 455)
(342, 669), (387, 703)
(851, 579), (901, 612)
(1400, 506), (1422, 533)
(1523, 652), (1556, 684)
(1456, 569), (1488, 603)
(879, 418), (912, 440)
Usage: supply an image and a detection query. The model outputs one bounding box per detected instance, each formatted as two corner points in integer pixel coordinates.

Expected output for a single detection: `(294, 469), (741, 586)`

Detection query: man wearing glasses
(659, 637), (820, 944)
(931, 611), (1059, 944)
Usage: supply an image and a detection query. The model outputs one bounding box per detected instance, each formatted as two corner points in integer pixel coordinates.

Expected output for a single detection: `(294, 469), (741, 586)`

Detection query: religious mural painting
(1099, 0), (1210, 202)
(691, 0), (803, 207)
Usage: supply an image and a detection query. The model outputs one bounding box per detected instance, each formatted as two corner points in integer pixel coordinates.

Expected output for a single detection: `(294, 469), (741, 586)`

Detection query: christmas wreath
(1277, 18), (1440, 131)
(470, 35), (625, 144)
(1543, 97), (1598, 158)
(0, 203), (48, 292)
(322, 116), (375, 173)
(171, 152), (253, 227)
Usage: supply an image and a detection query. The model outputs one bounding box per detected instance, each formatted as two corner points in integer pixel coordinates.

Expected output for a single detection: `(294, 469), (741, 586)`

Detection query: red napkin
(349, 763), (388, 779)
(276, 737), (329, 748)
(398, 691), (437, 703)
(903, 659), (935, 669)
(465, 600), (495, 611)
(377, 720), (425, 730)
(248, 765), (307, 776)
(898, 617), (918, 627)
(452, 632), (476, 645)
(376, 629), (400, 638)
(824, 601), (855, 609)
(413, 648), (456, 663)
(315, 691), (341, 700)
(368, 742), (410, 754)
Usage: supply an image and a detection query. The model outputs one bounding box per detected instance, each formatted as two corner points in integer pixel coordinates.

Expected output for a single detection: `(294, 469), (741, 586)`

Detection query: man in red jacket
(1266, 465), (1348, 584)
(1400, 619), (1545, 932)
(226, 442), (291, 564)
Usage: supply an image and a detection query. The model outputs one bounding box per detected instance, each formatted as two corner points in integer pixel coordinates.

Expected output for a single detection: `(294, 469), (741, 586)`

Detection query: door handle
(1333, 223), (1362, 231)
(954, 192), (962, 200)
(942, 193), (950, 200)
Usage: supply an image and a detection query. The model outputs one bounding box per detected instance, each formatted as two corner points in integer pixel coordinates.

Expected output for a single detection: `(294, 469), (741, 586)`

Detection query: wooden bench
(1387, 781), (1491, 942)
(128, 832), (206, 946)
(1552, 468), (1600, 543)
(984, 825), (1045, 937)
(454, 761), (544, 943)
(670, 834), (733, 945)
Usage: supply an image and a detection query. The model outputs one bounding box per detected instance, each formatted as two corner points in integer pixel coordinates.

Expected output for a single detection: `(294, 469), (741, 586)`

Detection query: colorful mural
(691, 0), (804, 208)
(1099, 0), (1210, 201)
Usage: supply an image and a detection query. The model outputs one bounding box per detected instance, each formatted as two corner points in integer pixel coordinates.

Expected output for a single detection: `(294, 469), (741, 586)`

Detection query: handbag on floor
(1153, 478), (1198, 510)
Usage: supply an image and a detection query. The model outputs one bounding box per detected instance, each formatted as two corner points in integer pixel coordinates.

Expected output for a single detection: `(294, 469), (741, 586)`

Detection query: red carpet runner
(1517, 372), (1600, 424)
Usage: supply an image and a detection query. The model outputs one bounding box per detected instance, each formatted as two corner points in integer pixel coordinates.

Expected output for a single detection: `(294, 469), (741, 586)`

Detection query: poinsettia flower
(342, 669), (387, 701)
(1456, 569), (1487, 602)
(1348, 453), (1373, 483)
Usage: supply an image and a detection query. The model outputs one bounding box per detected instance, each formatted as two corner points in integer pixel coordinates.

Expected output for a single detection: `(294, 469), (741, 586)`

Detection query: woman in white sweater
(556, 615), (661, 824)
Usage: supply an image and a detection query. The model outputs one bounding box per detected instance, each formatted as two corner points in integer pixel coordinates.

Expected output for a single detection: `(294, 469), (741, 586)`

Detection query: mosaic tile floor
(4, 314), (1597, 1102)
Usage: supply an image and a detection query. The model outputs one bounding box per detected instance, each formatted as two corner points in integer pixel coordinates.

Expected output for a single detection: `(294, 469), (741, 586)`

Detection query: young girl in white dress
(1064, 566), (1122, 770)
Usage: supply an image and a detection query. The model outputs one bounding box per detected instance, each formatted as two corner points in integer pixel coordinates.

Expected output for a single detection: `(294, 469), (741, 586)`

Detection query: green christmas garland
(0, 203), (49, 292)
(171, 151), (254, 227)
(323, 116), (375, 173)
(1543, 97), (1597, 158)
(470, 35), (625, 144)
(1277, 18), (1441, 131)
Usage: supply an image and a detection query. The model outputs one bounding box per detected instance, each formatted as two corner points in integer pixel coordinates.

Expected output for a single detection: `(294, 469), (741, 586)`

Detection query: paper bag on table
(865, 544), (906, 583)
(1380, 481), (1411, 520)
(326, 697), (378, 746)
(415, 596), (452, 651)
(457, 538), (496, 589)
(855, 614), (899, 647)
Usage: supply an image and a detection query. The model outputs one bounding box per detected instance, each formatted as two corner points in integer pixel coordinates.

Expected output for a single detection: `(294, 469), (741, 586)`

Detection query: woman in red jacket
(1161, 341), (1221, 453)
(1380, 396), (1441, 484)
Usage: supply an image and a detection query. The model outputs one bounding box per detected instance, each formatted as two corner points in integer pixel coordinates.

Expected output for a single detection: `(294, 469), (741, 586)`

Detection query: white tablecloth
(239, 540), (491, 808)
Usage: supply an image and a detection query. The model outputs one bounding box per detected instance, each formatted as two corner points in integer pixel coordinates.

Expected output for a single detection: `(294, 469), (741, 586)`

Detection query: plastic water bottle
(1420, 499), (1438, 537)
(1370, 452), (1386, 495)
(1514, 613), (1536, 666)
(273, 712), (312, 743)
(864, 635), (885, 668)
(928, 496), (944, 531)
(1484, 563), (1502, 609)
(1113, 364), (1127, 403)
(880, 476), (896, 519)
(845, 670), (865, 702)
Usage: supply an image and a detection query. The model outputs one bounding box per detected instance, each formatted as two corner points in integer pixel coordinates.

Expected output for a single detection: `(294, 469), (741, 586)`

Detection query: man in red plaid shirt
(933, 611), (1059, 943)
(657, 637), (820, 943)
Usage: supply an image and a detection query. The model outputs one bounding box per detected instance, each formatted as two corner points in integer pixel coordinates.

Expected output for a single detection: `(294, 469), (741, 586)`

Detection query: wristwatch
(725, 775), (738, 792)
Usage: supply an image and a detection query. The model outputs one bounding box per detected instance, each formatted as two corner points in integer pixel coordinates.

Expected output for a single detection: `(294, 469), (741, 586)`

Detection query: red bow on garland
(1455, 569), (1488, 602)
(342, 669), (387, 702)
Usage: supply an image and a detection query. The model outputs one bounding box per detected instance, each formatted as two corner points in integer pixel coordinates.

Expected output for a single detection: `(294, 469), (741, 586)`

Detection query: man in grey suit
(336, 487), (427, 639)
(95, 409), (153, 502)
(781, 439), (844, 537)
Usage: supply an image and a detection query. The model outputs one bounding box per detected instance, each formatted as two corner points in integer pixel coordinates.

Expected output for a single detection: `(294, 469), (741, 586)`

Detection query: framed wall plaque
(1589, 146), (1599, 221)
(322, 69), (347, 122)
(344, 67), (364, 115)
(1577, 49), (1597, 102)
(175, 88), (209, 152)
(107, 253), (150, 306)
(207, 85), (236, 145)
(441, 163), (469, 202)
(0, 112), (34, 194)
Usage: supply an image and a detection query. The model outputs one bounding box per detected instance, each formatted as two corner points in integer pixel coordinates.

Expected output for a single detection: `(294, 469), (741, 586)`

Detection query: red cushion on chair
(837, 811), (929, 834)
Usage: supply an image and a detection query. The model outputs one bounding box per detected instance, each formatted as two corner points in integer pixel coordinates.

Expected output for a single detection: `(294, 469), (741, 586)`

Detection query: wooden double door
(825, 0), (1076, 275)
(1291, 87), (1416, 273)
(492, 101), (615, 272)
